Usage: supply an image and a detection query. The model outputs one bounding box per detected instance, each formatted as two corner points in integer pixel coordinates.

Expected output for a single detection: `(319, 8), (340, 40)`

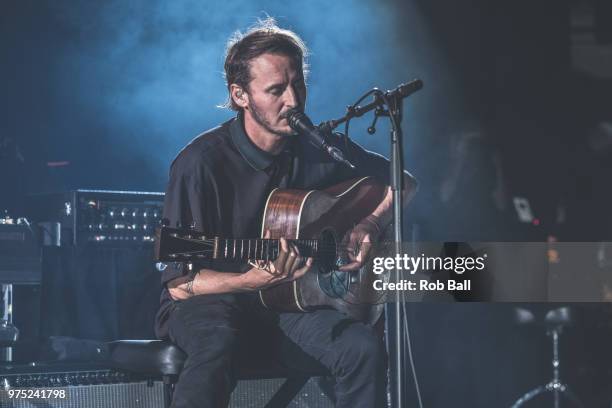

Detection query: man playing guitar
(155, 18), (417, 408)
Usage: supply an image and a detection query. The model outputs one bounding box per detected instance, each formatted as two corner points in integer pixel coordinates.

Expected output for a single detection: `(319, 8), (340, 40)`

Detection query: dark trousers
(167, 293), (387, 408)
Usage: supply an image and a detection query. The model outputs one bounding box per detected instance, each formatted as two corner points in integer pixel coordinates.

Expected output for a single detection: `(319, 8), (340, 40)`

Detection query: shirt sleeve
(159, 152), (214, 286)
(321, 132), (417, 192)
(324, 132), (390, 184)
(344, 136), (392, 184)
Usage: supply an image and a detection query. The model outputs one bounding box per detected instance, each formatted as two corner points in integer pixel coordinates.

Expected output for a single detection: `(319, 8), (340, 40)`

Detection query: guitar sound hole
(317, 230), (349, 299)
(317, 229), (336, 271)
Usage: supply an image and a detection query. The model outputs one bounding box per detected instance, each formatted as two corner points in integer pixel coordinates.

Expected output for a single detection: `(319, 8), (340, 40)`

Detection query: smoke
(6, 0), (471, 237)
(35, 0), (441, 190)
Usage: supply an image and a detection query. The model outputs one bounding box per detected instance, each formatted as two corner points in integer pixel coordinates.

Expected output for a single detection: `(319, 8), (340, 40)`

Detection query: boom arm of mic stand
(319, 79), (423, 133)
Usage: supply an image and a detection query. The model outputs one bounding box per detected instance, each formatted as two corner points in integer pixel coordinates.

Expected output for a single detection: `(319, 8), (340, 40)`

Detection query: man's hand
(338, 215), (382, 272)
(167, 232), (313, 300)
(242, 232), (313, 290)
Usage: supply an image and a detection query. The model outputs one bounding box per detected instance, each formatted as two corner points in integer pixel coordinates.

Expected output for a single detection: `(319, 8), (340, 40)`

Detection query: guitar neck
(214, 238), (319, 261)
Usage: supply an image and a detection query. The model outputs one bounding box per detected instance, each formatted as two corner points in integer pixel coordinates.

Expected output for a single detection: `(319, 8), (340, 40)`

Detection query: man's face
(243, 53), (306, 138)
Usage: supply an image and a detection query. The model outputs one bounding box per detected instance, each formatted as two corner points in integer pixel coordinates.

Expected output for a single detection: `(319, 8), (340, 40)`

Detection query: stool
(107, 340), (329, 408)
(0, 320), (19, 362)
(510, 306), (583, 408)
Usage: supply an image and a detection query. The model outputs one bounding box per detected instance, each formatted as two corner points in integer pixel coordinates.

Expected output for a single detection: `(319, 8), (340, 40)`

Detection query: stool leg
(551, 330), (560, 408)
(163, 375), (175, 408)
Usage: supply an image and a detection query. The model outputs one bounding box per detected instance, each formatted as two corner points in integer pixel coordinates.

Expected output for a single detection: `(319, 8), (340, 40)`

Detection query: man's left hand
(338, 215), (382, 272)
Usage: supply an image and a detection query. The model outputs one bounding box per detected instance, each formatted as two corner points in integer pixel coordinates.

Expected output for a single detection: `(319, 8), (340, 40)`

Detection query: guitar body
(258, 177), (388, 325)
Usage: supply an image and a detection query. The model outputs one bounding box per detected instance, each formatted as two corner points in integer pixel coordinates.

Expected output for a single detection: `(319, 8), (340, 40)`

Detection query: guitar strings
(169, 235), (369, 254)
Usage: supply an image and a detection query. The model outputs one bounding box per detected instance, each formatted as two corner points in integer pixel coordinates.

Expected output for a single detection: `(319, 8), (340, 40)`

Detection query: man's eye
(270, 88), (282, 96)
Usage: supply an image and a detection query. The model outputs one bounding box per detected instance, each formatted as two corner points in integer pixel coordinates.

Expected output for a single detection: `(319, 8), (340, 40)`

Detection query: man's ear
(230, 84), (249, 109)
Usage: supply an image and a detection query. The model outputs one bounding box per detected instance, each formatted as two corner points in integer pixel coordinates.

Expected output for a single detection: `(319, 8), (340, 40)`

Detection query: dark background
(2, 0), (612, 241)
(2, 0), (612, 406)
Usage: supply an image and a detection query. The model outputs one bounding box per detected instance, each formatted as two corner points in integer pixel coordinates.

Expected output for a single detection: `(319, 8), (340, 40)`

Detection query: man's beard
(249, 101), (296, 138)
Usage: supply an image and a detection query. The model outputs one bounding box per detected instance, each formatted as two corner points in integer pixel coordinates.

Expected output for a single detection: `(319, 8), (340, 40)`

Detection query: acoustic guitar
(155, 177), (388, 325)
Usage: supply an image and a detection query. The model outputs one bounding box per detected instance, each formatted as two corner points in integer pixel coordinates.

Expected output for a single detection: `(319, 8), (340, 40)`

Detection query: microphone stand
(322, 80), (422, 408)
(388, 93), (406, 408)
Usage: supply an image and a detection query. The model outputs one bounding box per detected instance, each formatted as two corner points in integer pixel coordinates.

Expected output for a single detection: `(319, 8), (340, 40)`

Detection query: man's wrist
(233, 269), (261, 292)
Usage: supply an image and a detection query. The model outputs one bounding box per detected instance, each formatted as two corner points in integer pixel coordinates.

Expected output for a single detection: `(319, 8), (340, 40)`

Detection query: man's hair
(222, 17), (309, 111)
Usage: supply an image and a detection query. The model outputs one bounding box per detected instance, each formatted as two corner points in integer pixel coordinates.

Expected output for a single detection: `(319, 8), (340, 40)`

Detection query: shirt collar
(230, 113), (275, 170)
(229, 113), (294, 171)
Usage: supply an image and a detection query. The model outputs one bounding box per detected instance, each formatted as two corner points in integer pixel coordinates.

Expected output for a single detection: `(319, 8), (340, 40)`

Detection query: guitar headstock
(154, 225), (213, 262)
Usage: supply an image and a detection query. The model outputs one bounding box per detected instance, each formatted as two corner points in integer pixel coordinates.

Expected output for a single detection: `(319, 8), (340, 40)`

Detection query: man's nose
(283, 85), (299, 108)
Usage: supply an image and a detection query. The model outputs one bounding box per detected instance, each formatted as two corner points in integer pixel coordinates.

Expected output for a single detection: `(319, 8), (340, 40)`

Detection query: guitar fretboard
(215, 238), (319, 261)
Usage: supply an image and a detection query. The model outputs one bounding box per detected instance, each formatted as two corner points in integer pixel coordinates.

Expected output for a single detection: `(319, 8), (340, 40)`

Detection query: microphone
(392, 79), (423, 99)
(285, 109), (356, 169)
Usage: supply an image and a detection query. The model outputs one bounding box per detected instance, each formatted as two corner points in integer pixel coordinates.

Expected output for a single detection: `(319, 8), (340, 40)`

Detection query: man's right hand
(242, 233), (313, 290)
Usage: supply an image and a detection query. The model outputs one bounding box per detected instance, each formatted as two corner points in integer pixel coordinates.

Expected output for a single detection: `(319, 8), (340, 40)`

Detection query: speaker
(0, 363), (333, 408)
(39, 245), (161, 343)
(230, 377), (333, 408)
(0, 364), (164, 408)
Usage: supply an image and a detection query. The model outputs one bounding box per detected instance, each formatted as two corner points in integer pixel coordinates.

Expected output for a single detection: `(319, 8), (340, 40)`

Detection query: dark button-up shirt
(155, 114), (392, 338)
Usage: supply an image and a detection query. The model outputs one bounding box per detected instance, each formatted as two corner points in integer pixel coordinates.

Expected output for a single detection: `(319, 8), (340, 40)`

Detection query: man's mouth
(280, 108), (301, 120)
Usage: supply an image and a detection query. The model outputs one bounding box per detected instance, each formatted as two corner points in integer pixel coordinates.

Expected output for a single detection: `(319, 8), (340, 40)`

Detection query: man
(155, 18), (417, 408)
